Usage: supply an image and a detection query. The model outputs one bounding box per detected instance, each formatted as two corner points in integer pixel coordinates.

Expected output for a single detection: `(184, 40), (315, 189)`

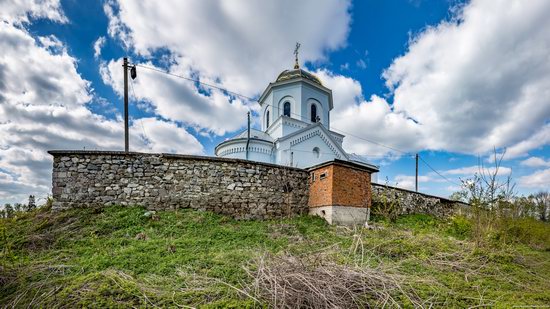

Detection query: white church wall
(276, 135), (340, 168)
(216, 139), (274, 164)
(266, 117), (284, 139)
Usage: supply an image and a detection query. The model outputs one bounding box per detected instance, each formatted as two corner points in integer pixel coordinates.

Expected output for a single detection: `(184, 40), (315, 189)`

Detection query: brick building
(308, 159), (378, 225)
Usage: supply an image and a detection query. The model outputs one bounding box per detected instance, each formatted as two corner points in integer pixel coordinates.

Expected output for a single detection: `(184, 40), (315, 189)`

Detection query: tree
(0, 209), (5, 219)
(457, 149), (516, 246)
(5, 204), (14, 218)
(14, 203), (22, 212)
(27, 195), (36, 211)
(459, 149), (515, 210)
(533, 191), (550, 222)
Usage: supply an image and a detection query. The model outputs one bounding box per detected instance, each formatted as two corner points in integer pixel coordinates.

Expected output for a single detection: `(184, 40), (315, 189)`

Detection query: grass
(1, 206), (549, 307)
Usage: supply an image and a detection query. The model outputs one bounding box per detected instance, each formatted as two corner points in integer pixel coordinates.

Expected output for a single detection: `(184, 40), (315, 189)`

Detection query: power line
(134, 64), (256, 102)
(418, 155), (461, 186)
(129, 75), (150, 143)
(133, 61), (464, 189)
(133, 62), (413, 156)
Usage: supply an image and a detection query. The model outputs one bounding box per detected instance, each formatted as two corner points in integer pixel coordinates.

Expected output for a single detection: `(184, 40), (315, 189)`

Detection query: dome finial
(293, 42), (301, 69)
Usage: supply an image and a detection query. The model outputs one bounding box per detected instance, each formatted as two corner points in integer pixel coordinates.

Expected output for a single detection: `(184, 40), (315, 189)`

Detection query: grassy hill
(1, 206), (549, 308)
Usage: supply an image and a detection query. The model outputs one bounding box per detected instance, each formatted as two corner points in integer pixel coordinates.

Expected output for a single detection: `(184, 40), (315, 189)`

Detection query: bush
(395, 214), (438, 230)
(446, 216), (472, 240)
(496, 218), (550, 250)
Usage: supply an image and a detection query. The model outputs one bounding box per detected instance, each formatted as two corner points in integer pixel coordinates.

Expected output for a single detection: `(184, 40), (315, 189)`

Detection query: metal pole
(415, 153), (419, 192)
(123, 57), (129, 152)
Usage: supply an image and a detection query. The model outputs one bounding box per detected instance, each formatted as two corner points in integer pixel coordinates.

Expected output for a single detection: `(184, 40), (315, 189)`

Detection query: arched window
(283, 102), (291, 117)
(266, 110), (270, 128)
(313, 147), (320, 158)
(311, 104), (317, 122)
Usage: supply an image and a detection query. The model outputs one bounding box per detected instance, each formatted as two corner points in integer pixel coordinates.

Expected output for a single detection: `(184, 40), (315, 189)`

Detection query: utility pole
(123, 57), (129, 152)
(415, 153), (419, 192)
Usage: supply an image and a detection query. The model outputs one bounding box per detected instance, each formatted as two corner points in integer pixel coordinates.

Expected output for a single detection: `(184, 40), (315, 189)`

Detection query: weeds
(1, 207), (549, 307)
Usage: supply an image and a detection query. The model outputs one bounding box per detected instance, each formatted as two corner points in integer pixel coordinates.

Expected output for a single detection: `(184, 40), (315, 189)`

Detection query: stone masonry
(371, 183), (467, 217)
(49, 151), (309, 220)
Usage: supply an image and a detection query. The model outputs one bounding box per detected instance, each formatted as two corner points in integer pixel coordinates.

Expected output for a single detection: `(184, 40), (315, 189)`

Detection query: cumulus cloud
(104, 0), (351, 95)
(520, 157), (550, 168)
(0, 12), (202, 204)
(442, 165), (512, 177)
(394, 175), (433, 191)
(0, 0), (67, 24)
(518, 169), (550, 189)
(314, 70), (422, 156)
(383, 0), (550, 155)
(100, 59), (250, 136)
(99, 0), (353, 136)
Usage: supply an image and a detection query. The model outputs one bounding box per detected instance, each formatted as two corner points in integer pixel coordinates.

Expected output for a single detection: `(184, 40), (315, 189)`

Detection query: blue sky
(1, 0), (549, 204)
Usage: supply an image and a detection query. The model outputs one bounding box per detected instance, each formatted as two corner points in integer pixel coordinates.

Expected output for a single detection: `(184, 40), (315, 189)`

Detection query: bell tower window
(266, 110), (270, 128)
(283, 102), (291, 117)
(311, 104), (317, 122)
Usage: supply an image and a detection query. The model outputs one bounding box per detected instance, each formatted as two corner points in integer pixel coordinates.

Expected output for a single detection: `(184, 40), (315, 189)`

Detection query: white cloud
(103, 0), (352, 99)
(518, 169), (550, 189)
(0, 14), (202, 204)
(394, 174), (432, 190)
(93, 36), (106, 59)
(506, 124), (550, 159)
(383, 0), (550, 155)
(314, 70), (422, 156)
(520, 157), (550, 168)
(99, 0), (352, 136)
(0, 0), (67, 24)
(100, 59), (250, 136)
(442, 165), (512, 176)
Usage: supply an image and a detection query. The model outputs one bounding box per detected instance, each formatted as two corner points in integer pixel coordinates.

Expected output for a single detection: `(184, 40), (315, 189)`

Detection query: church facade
(215, 64), (378, 173)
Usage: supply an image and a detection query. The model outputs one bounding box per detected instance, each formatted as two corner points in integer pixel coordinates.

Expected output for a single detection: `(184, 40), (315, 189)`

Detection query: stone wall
(371, 183), (467, 217)
(49, 151), (309, 220)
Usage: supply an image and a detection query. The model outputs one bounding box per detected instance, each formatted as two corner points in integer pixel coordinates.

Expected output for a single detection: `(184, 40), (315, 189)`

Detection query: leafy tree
(14, 203), (22, 212)
(27, 195), (36, 211)
(534, 191), (550, 222)
(0, 209), (5, 219)
(5, 204), (14, 218)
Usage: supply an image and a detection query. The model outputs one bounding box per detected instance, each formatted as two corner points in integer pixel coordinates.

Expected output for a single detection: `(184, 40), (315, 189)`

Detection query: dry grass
(246, 249), (424, 309)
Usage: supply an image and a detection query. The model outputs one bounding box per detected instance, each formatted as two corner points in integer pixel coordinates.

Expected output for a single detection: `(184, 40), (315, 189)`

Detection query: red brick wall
(308, 165), (333, 207)
(308, 163), (372, 208)
(331, 165), (371, 208)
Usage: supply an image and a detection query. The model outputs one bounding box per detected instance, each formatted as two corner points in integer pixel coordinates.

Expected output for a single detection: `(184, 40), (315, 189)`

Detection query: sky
(1, 0), (549, 205)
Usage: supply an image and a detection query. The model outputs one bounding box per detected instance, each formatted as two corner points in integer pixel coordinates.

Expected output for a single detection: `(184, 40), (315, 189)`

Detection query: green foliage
(495, 217), (550, 250)
(446, 216), (472, 239)
(1, 207), (549, 307)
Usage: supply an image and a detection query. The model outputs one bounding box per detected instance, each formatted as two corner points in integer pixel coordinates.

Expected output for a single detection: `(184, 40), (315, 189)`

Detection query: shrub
(496, 218), (550, 250)
(446, 216), (472, 240)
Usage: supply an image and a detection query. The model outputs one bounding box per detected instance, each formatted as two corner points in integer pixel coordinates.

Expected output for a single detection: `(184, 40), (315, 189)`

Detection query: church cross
(294, 42), (301, 69)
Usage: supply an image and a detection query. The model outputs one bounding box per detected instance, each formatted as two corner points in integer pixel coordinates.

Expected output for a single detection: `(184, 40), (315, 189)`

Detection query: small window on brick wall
(311, 173), (316, 182)
(319, 172), (327, 180)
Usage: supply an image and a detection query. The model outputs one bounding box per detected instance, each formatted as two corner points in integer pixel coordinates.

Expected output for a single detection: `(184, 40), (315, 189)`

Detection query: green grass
(1, 207), (549, 307)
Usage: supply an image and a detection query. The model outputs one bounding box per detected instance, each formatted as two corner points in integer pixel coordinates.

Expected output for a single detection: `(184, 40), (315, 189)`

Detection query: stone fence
(48, 150), (466, 222)
(48, 151), (309, 220)
(371, 183), (468, 217)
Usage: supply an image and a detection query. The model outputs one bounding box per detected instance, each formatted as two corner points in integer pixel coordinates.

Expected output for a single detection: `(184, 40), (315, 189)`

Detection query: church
(215, 47), (378, 173)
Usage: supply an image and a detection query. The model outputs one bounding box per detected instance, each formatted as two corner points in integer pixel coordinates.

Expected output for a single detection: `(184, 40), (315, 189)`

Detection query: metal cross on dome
(294, 42), (301, 69)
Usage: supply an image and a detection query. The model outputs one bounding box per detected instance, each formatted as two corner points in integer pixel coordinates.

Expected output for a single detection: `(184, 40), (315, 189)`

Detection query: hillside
(1, 206), (549, 308)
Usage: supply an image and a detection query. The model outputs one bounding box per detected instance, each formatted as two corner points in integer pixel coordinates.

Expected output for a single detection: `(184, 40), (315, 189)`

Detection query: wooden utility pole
(415, 153), (419, 192)
(123, 57), (129, 152)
